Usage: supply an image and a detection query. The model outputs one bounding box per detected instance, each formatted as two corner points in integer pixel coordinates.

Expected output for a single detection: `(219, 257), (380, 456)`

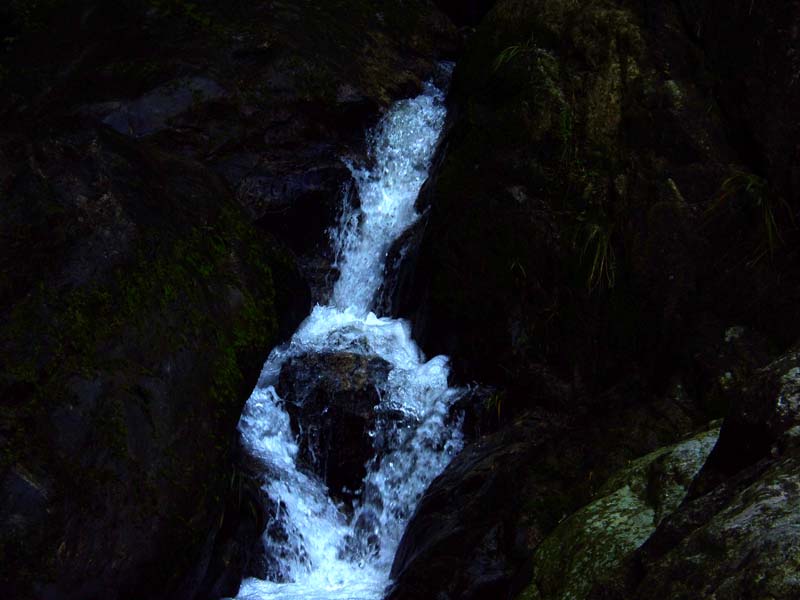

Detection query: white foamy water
(235, 70), (461, 600)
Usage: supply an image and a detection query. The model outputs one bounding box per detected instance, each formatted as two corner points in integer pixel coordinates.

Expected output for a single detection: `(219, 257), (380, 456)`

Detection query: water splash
(235, 67), (460, 600)
(332, 80), (448, 313)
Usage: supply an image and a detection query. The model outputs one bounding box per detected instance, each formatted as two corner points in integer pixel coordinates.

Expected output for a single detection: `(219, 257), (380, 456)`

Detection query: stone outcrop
(387, 384), (706, 600)
(518, 426), (719, 600)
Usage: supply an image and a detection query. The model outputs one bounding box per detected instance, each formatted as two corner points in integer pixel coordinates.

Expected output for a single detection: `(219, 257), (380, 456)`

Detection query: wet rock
(446, 384), (503, 441)
(388, 414), (551, 600)
(277, 352), (392, 506)
(341, 509), (382, 563)
(374, 215), (427, 317)
(192, 445), (277, 600)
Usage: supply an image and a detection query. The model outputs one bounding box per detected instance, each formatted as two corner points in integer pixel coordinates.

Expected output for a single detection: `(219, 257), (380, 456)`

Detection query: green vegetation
(485, 390), (507, 419)
(707, 167), (795, 262)
(575, 207), (616, 291)
(493, 36), (538, 71)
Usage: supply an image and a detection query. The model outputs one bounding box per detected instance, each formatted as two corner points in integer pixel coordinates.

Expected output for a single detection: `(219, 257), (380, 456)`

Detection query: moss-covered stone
(518, 426), (719, 600)
(590, 372), (800, 600)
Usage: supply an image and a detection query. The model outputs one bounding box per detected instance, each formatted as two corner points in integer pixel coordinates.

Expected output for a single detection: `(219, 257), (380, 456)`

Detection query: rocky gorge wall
(0, 2), (458, 598)
(2, 1), (800, 599)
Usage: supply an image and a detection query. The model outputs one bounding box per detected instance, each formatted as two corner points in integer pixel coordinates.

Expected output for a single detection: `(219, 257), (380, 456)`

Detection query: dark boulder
(690, 345), (800, 495)
(277, 352), (392, 507)
(391, 0), (800, 412)
(0, 126), (305, 600)
(191, 444), (278, 600)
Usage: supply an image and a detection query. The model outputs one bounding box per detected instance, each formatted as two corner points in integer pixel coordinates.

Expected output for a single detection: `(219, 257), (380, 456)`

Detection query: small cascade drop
(235, 66), (461, 600)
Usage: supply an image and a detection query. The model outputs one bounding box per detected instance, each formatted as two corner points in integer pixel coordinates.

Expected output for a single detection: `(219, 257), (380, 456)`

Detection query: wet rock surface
(388, 383), (707, 600)
(277, 352), (391, 507)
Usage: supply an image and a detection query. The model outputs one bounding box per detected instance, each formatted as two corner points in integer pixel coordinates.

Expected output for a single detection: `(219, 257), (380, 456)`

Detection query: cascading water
(235, 67), (461, 600)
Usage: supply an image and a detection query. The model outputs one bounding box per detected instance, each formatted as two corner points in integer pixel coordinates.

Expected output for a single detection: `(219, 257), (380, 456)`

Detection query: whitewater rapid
(234, 69), (461, 600)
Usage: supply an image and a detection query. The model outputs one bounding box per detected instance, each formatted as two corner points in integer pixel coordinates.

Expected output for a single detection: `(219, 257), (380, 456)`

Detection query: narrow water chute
(235, 67), (461, 600)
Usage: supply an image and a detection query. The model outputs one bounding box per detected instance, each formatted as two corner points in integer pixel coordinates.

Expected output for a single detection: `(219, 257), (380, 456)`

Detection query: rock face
(277, 352), (391, 506)
(0, 128), (300, 600)
(385, 2), (800, 597)
(589, 347), (800, 600)
(518, 426), (719, 600)
(390, 0), (800, 406)
(0, 1), (457, 599)
(388, 384), (707, 600)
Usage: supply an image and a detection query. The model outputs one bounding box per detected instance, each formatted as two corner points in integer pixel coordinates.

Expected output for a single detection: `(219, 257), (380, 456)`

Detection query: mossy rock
(516, 426), (719, 600)
(0, 126), (303, 598)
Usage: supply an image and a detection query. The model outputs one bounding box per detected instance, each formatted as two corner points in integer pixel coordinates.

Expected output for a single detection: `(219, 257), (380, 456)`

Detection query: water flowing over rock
(277, 352), (392, 507)
(387, 386), (707, 600)
(234, 67), (464, 600)
(4, 1), (800, 598)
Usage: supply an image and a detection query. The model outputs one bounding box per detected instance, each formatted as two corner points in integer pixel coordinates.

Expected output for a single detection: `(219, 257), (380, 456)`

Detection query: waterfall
(234, 66), (461, 600)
